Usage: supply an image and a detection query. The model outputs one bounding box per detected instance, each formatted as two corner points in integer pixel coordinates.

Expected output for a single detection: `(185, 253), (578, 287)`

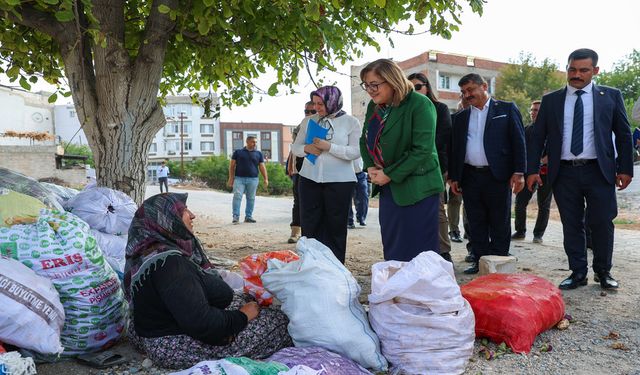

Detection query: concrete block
(479, 255), (517, 275)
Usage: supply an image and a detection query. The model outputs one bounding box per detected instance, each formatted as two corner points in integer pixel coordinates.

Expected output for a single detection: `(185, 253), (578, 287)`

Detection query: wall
(0, 87), (55, 146)
(0, 145), (86, 186)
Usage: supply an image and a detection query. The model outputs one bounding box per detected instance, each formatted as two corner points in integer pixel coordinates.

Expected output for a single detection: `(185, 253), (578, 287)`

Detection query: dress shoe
(347, 224), (356, 229)
(464, 253), (476, 263)
(449, 231), (463, 243)
(532, 236), (543, 244)
(439, 252), (453, 263)
(463, 263), (479, 274)
(558, 273), (587, 290)
(594, 272), (619, 289)
(511, 232), (526, 240)
(359, 221), (366, 226)
(244, 217), (257, 223)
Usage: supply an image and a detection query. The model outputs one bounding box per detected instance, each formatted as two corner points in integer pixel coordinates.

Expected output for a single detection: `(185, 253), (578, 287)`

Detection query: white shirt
(562, 82), (596, 160)
(292, 114), (361, 183)
(464, 97), (491, 166)
(158, 165), (169, 178)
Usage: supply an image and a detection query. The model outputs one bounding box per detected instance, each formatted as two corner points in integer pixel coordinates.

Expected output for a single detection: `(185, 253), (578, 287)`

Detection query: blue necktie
(571, 90), (585, 156)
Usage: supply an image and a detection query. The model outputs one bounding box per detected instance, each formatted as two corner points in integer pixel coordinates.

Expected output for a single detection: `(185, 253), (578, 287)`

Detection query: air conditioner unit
(167, 151), (176, 155)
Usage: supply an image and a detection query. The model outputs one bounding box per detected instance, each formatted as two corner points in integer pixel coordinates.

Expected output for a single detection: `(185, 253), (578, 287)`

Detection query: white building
(54, 93), (221, 182)
(0, 86), (55, 146)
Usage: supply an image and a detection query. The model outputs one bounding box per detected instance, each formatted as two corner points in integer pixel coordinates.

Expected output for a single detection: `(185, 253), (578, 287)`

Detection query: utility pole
(178, 111), (187, 182)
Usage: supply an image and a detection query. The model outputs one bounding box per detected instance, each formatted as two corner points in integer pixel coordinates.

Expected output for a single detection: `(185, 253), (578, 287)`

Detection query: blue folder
(304, 119), (328, 164)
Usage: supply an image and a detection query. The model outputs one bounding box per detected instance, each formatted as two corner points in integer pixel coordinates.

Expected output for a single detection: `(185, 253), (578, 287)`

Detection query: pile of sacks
(0, 168), (129, 359)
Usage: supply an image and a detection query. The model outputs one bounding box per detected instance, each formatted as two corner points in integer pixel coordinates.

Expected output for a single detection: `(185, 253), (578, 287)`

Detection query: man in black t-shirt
(227, 136), (268, 223)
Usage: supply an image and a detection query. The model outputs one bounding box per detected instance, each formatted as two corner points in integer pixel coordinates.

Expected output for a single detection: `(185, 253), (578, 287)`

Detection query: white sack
(0, 210), (128, 356)
(90, 229), (126, 277)
(64, 187), (137, 235)
(368, 251), (475, 375)
(262, 237), (387, 372)
(0, 256), (65, 355)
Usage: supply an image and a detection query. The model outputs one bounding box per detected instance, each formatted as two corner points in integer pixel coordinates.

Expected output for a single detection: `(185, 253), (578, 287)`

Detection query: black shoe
(511, 232), (526, 240)
(558, 273), (587, 290)
(449, 231), (463, 243)
(532, 236), (543, 244)
(464, 253), (476, 263)
(244, 217), (256, 223)
(347, 224), (356, 229)
(358, 221), (366, 226)
(594, 272), (619, 289)
(463, 263), (479, 274)
(439, 252), (453, 263)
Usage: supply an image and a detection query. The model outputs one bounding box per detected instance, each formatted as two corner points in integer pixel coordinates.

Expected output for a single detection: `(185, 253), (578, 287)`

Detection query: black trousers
(514, 173), (553, 237)
(553, 163), (617, 274)
(159, 177), (169, 193)
(299, 176), (355, 263)
(461, 165), (512, 258)
(290, 174), (301, 227)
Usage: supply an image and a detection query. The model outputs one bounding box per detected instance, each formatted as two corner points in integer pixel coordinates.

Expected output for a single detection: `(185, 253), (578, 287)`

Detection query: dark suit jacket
(449, 98), (526, 183)
(434, 101), (452, 175)
(527, 85), (634, 185)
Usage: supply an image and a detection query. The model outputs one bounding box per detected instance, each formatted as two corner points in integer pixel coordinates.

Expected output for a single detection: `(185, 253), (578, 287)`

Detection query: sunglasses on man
(304, 109), (317, 115)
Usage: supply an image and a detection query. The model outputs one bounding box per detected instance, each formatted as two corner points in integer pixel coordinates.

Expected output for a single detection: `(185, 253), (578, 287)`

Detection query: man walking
(228, 135), (269, 224)
(158, 161), (170, 193)
(347, 157), (369, 229)
(527, 48), (634, 290)
(449, 73), (526, 274)
(512, 100), (553, 243)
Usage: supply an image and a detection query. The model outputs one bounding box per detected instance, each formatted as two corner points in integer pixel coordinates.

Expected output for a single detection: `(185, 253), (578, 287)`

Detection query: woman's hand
(312, 138), (331, 151)
(239, 301), (260, 321)
(304, 144), (322, 156)
(370, 169), (391, 186)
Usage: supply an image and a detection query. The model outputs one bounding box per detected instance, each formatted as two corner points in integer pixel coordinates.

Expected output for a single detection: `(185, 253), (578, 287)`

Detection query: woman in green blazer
(359, 59), (444, 261)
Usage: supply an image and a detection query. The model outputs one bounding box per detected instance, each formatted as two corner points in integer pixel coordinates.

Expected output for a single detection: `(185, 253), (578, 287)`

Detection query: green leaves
(48, 93), (57, 103)
(374, 0), (386, 7)
(54, 10), (74, 22)
(157, 4), (170, 14)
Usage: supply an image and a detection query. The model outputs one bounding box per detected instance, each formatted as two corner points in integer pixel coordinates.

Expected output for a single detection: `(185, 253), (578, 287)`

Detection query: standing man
(512, 100), (553, 243)
(228, 135), (269, 224)
(286, 101), (316, 242)
(449, 73), (526, 274)
(157, 160), (170, 193)
(347, 157), (369, 229)
(527, 48), (634, 290)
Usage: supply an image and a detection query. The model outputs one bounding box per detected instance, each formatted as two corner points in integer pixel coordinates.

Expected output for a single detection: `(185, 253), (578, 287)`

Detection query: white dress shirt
(464, 98), (491, 166)
(562, 82), (596, 160)
(291, 114), (361, 183)
(632, 95), (640, 123)
(157, 165), (169, 178)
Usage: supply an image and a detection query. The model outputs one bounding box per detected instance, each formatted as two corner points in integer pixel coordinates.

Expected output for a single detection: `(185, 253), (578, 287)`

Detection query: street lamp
(178, 111), (187, 182)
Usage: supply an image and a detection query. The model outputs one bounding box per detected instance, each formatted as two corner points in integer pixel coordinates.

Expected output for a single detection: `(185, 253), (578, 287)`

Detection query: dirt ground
(34, 183), (640, 374)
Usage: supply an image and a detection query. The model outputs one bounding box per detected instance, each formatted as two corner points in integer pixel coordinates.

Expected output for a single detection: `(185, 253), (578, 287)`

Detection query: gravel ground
(34, 180), (640, 375)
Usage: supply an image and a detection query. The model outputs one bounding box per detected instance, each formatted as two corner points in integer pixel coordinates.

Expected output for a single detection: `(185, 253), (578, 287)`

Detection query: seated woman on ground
(124, 193), (292, 369)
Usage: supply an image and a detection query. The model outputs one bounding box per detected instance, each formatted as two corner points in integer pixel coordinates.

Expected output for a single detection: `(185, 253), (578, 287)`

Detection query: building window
(183, 141), (192, 151)
(232, 131), (243, 151)
(201, 141), (215, 152)
(200, 123), (214, 134)
(438, 75), (451, 90)
(69, 110), (76, 118)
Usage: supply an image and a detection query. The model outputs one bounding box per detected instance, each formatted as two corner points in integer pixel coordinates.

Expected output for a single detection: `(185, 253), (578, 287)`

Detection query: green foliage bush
(62, 142), (94, 167)
(260, 162), (293, 195)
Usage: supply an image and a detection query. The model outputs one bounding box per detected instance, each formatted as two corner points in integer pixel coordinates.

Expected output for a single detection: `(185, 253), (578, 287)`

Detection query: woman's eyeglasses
(304, 109), (317, 115)
(360, 81), (387, 92)
(414, 83), (426, 91)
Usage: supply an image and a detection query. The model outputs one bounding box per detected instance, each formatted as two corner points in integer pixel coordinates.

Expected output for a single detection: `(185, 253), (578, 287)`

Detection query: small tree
(596, 49), (640, 127)
(495, 52), (565, 119)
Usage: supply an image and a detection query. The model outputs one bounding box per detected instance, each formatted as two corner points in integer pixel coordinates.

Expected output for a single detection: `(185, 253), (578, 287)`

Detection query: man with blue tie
(527, 49), (634, 290)
(449, 73), (527, 274)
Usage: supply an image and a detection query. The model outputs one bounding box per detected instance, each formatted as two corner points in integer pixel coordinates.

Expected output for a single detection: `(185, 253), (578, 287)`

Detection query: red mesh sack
(239, 250), (299, 306)
(460, 273), (565, 353)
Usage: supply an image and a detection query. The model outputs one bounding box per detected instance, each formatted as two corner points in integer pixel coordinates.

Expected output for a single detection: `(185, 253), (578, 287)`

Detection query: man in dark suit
(449, 73), (527, 274)
(527, 48), (634, 290)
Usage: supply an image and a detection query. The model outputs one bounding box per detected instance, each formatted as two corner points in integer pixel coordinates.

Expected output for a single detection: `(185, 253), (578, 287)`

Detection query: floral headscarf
(310, 86), (346, 119)
(123, 193), (213, 300)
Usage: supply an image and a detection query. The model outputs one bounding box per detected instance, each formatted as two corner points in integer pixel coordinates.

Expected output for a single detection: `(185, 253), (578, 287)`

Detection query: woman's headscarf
(123, 193), (212, 300)
(310, 86), (346, 119)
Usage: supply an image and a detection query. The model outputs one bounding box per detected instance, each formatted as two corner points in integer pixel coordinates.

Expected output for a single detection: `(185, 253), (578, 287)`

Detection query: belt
(464, 164), (490, 171)
(560, 159), (597, 166)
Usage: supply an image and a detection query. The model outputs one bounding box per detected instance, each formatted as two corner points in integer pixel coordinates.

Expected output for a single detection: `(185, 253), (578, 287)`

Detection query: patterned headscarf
(123, 193), (213, 300)
(310, 86), (346, 119)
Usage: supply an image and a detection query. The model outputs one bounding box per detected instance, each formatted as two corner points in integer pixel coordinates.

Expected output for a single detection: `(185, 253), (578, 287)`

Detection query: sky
(220, 0), (640, 125)
(3, 0), (639, 125)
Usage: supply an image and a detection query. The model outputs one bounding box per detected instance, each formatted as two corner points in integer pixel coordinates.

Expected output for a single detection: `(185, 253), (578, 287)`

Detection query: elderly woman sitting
(124, 193), (292, 369)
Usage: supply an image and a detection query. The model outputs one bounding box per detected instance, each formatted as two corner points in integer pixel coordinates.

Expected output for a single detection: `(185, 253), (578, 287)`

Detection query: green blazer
(360, 91), (443, 206)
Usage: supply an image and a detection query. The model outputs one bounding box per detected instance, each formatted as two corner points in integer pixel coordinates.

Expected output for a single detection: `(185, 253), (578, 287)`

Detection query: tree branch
(8, 4), (68, 44)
